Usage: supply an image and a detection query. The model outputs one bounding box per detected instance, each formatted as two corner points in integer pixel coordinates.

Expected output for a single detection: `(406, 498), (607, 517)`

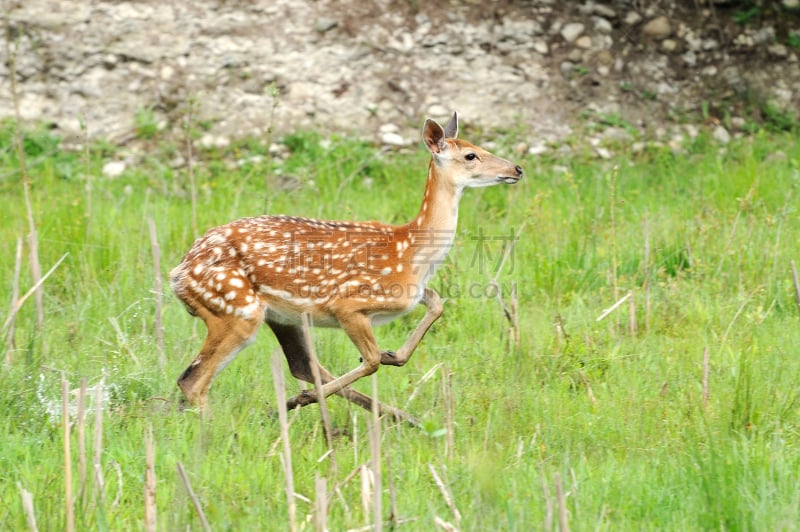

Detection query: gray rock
(533, 40), (549, 55)
(593, 17), (613, 34)
(642, 16), (671, 39)
(768, 44), (788, 58)
(561, 22), (585, 43)
(102, 160), (127, 178)
(712, 125), (731, 144)
(426, 104), (450, 117)
(381, 132), (406, 146)
(315, 17), (338, 33)
(661, 39), (678, 52)
(528, 143), (548, 156)
(590, 3), (617, 19)
(624, 11), (643, 26)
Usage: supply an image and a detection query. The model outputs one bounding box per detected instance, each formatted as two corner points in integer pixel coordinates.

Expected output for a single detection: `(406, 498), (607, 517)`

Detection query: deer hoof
(380, 350), (400, 365)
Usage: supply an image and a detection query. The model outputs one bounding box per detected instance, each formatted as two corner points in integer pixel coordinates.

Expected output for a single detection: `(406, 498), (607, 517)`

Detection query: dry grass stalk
(5, 237), (23, 358)
(314, 474), (327, 532)
(442, 366), (455, 459)
(716, 178), (757, 276)
(369, 374), (383, 532)
(433, 516), (459, 531)
(328, 460), (366, 511)
(144, 425), (156, 532)
(148, 218), (165, 368)
(271, 349), (297, 532)
(488, 223), (526, 349)
(183, 99), (199, 238)
(62, 374), (74, 532)
(595, 291), (632, 323)
(428, 464), (461, 527)
(360, 464), (373, 526)
(110, 460), (123, 510)
(643, 217), (651, 332)
(177, 461), (211, 532)
(77, 378), (87, 508)
(93, 377), (105, 506)
(539, 464), (553, 531)
(17, 482), (38, 532)
(702, 347), (710, 409)
(628, 290), (637, 335)
(2, 253), (69, 336)
(405, 362), (442, 408)
(263, 85), (281, 212)
(5, 30), (44, 330)
(791, 260), (800, 319)
(609, 166), (619, 306)
(578, 370), (598, 407)
(301, 313), (335, 466)
(510, 281), (519, 347)
(385, 452), (398, 527)
(553, 314), (569, 351)
(81, 118), (93, 239)
(554, 472), (569, 532)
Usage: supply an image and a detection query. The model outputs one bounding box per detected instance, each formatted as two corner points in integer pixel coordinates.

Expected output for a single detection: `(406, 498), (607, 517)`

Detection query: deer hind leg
(381, 287), (444, 367)
(286, 312), (382, 407)
(178, 313), (262, 411)
(268, 321), (418, 426)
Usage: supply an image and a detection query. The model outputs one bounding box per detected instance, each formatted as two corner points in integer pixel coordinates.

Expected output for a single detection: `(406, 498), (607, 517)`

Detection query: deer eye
(465, 153), (478, 161)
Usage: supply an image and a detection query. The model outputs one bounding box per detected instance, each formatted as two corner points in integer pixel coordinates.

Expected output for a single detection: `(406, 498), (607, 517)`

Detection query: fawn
(170, 113), (523, 422)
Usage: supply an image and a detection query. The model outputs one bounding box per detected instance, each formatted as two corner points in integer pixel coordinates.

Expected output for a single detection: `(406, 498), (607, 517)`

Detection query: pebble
(533, 40), (549, 55)
(662, 39), (678, 52)
(528, 143), (548, 156)
(593, 17), (613, 34)
(426, 104), (450, 117)
(102, 160), (127, 178)
(712, 125), (731, 144)
(561, 22), (585, 43)
(315, 17), (337, 33)
(624, 11), (643, 26)
(642, 16), (671, 39)
(381, 132), (406, 146)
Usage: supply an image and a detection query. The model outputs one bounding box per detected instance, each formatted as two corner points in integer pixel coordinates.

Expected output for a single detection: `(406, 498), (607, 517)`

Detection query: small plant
(733, 5), (760, 25)
(762, 101), (798, 132)
(573, 64), (590, 76)
(134, 107), (160, 140)
(787, 32), (800, 49)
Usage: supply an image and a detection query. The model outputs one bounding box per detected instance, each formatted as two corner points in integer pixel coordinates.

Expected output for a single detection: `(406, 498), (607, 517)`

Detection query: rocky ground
(2, 0), (799, 157)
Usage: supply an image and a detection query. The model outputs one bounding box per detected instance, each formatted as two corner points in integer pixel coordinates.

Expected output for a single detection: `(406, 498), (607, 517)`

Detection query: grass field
(1, 118), (799, 530)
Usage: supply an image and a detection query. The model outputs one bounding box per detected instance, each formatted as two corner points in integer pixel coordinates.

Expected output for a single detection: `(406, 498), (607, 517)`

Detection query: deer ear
(443, 112), (458, 139)
(422, 118), (447, 154)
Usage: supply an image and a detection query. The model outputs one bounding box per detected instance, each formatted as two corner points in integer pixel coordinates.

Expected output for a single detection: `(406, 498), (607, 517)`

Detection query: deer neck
(413, 161), (462, 232)
(406, 161), (462, 286)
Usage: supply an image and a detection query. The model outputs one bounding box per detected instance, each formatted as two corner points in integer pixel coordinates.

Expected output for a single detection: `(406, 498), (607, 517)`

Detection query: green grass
(1, 119), (800, 530)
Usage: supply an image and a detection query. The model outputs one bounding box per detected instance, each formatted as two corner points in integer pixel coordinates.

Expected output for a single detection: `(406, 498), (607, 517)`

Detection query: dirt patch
(2, 0), (798, 150)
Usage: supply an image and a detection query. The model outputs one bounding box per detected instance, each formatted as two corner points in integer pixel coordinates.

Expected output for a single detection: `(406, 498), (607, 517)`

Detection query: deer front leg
(268, 321), (418, 425)
(381, 287), (444, 367)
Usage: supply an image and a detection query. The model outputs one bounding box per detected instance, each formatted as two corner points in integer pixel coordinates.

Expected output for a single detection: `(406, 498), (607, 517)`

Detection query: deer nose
(514, 165), (524, 177)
